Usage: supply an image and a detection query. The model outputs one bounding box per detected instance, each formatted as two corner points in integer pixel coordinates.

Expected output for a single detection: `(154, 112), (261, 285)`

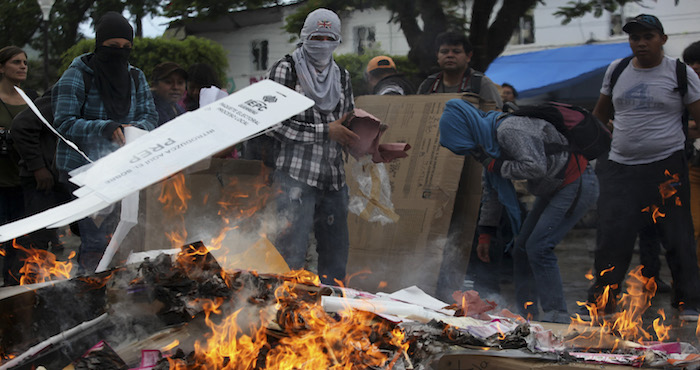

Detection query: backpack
(609, 56), (692, 159)
(511, 102), (612, 160)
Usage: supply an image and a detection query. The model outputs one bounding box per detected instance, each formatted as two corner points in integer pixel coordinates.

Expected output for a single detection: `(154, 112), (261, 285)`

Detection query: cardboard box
(346, 94), (491, 300)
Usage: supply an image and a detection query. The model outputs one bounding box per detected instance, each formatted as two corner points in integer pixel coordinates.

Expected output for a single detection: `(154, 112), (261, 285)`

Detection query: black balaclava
(90, 11), (134, 122)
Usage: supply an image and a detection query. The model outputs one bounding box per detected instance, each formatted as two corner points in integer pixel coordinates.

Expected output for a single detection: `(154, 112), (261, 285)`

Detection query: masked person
(52, 11), (157, 273)
(440, 99), (599, 323)
(266, 8), (359, 285)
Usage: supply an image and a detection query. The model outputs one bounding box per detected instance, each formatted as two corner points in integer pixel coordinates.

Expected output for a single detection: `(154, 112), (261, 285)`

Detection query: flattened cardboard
(133, 159), (280, 273)
(346, 94), (489, 298)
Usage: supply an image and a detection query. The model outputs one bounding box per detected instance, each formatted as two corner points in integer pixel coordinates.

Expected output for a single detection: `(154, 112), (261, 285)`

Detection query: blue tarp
(485, 42), (632, 98)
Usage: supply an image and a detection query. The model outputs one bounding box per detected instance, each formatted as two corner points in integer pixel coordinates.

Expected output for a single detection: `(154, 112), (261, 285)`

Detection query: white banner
(0, 80), (313, 242)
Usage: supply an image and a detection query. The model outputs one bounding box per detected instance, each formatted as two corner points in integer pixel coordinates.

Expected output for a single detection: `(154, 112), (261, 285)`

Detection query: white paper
(95, 129), (146, 272)
(199, 86), (229, 107)
(0, 80), (314, 243)
(14, 86), (92, 163)
(379, 285), (454, 315)
(321, 296), (449, 323)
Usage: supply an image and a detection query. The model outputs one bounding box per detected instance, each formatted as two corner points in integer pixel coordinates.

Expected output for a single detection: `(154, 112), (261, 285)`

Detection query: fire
(12, 239), (75, 285)
(652, 309), (670, 342)
(159, 173), (191, 247)
(659, 170), (679, 201)
(569, 266), (671, 345)
(163, 340), (180, 351)
(167, 274), (409, 369)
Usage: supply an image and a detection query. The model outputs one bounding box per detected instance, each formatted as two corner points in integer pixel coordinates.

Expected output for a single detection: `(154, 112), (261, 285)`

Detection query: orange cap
(366, 56), (396, 73)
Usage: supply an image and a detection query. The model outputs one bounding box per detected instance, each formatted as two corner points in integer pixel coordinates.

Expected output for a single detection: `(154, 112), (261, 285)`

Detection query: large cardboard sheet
(0, 80), (313, 243)
(346, 94), (486, 298)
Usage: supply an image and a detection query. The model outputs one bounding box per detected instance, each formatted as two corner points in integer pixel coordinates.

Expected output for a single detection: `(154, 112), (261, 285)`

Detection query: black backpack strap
(609, 56), (633, 97)
(676, 58), (688, 98)
(469, 71), (482, 95)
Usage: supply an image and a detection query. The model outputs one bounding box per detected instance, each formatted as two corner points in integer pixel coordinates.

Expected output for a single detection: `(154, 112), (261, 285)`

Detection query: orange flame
(652, 309), (670, 342)
(12, 239), (75, 285)
(162, 340), (179, 351)
(159, 173), (191, 248)
(168, 276), (409, 369)
(569, 266), (669, 346)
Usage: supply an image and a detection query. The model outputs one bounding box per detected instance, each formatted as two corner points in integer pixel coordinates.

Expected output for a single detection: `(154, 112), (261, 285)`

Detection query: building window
(251, 40), (268, 71)
(610, 13), (623, 36)
(354, 26), (376, 55)
(509, 12), (534, 45)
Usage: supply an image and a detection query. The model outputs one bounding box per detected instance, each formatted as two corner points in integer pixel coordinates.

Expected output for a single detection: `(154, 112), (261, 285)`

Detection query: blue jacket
(52, 53), (157, 174)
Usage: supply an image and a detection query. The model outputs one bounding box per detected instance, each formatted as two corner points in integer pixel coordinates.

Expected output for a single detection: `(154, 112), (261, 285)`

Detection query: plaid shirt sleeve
(52, 67), (114, 148)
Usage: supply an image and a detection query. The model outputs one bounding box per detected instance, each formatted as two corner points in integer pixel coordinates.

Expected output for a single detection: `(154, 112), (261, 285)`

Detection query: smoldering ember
(1, 93), (699, 369)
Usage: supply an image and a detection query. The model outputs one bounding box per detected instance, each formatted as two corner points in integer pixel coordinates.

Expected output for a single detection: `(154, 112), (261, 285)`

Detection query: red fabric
(561, 153), (588, 188)
(478, 233), (491, 245)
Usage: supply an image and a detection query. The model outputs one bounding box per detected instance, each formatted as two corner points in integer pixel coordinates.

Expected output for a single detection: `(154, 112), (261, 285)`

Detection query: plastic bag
(348, 155), (399, 225)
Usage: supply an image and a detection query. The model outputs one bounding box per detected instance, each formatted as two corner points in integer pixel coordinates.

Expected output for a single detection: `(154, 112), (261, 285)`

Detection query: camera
(0, 128), (12, 157)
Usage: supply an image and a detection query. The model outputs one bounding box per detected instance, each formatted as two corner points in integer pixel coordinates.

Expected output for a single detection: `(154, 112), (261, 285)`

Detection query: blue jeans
(272, 171), (349, 285)
(514, 166), (599, 322)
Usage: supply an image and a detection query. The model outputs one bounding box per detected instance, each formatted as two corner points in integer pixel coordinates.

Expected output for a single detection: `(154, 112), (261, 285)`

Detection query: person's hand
(328, 113), (359, 147)
(470, 145), (494, 167)
(476, 242), (491, 263)
(111, 124), (132, 146)
(34, 167), (54, 192)
(111, 125), (126, 146)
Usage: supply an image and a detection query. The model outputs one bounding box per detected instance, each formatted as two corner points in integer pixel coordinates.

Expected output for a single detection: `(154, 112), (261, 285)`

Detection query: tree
(167, 0), (655, 76)
(59, 36), (229, 88)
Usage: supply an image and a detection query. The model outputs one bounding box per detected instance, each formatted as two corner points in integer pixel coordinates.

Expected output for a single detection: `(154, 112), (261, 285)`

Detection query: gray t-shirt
(601, 55), (700, 165)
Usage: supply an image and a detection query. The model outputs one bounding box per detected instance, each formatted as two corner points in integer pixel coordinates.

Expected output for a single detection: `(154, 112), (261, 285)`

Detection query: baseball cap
(366, 56), (396, 74)
(151, 62), (188, 83)
(622, 14), (665, 35)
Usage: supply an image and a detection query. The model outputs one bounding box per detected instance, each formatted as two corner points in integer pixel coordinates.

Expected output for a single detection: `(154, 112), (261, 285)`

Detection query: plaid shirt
(52, 54), (157, 173)
(266, 58), (354, 191)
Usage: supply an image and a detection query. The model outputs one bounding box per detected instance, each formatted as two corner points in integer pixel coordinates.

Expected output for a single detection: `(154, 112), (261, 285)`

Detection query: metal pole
(43, 19), (49, 91)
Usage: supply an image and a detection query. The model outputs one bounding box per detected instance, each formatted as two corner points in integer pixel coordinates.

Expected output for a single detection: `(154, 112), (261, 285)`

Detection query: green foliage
(334, 51), (420, 96)
(59, 36), (229, 88)
(554, 0), (643, 25)
(0, 0), (42, 48)
(165, 0), (282, 19)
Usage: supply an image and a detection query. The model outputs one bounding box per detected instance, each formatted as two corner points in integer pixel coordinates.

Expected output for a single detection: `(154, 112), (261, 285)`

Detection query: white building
(167, 0), (700, 96)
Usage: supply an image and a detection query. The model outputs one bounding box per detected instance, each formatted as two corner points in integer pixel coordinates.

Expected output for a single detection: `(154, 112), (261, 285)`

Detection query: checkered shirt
(266, 58), (354, 191)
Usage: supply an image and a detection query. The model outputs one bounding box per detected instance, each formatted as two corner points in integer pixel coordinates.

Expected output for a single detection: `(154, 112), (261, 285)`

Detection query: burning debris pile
(2, 243), (699, 370)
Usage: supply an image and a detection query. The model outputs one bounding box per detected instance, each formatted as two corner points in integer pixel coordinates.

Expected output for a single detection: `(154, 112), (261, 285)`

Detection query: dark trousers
(20, 177), (72, 250)
(1, 185), (25, 285)
(588, 151), (700, 310)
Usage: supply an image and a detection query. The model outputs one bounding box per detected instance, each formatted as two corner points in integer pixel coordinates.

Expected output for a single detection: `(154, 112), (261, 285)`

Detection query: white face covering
(302, 39), (340, 71)
(292, 8), (344, 114)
